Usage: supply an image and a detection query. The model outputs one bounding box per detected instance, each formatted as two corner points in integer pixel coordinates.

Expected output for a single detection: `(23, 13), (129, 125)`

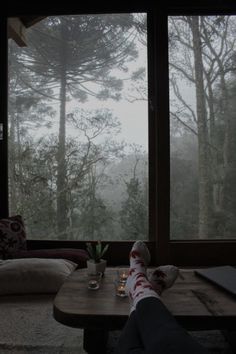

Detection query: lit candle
(116, 284), (126, 297)
(120, 271), (128, 282)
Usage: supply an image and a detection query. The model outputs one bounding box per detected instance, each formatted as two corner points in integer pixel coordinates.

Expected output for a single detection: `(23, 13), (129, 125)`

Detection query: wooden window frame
(164, 2), (236, 266)
(1, 2), (236, 266)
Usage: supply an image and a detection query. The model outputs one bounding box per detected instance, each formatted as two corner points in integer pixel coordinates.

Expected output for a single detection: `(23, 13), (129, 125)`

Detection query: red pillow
(0, 215), (27, 259)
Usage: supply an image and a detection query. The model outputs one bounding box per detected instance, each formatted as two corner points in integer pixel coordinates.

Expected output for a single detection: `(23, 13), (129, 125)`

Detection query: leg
(123, 241), (209, 354)
(114, 311), (144, 354)
(136, 297), (209, 354)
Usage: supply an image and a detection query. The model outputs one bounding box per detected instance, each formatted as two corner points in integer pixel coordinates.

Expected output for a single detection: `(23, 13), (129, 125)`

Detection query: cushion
(0, 215), (27, 259)
(9, 248), (89, 267)
(0, 258), (77, 295)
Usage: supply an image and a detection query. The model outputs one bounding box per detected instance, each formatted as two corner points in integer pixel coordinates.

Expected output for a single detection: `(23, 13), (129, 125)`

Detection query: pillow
(9, 248), (89, 267)
(0, 258), (77, 295)
(0, 215), (27, 259)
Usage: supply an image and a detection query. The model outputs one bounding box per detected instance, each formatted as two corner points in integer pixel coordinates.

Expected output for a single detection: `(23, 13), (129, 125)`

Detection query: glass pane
(8, 14), (148, 241)
(169, 15), (236, 239)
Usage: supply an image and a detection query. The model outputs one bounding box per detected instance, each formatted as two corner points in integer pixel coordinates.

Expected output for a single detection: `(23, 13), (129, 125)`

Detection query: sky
(65, 36), (149, 151)
(66, 96), (148, 151)
(9, 14), (149, 153)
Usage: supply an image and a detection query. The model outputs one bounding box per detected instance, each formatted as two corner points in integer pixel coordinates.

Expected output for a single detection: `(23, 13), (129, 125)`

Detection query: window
(1, 3), (236, 266)
(169, 16), (236, 240)
(7, 14), (148, 241)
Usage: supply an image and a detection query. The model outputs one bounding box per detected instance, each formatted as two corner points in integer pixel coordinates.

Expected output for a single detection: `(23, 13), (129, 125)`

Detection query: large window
(7, 14), (148, 241)
(2, 3), (236, 266)
(169, 15), (236, 240)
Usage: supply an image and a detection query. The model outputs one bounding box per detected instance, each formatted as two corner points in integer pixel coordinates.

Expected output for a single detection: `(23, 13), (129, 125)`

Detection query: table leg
(83, 328), (109, 353)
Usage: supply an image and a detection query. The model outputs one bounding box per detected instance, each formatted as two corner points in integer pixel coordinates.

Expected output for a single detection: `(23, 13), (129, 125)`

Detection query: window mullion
(0, 18), (9, 218)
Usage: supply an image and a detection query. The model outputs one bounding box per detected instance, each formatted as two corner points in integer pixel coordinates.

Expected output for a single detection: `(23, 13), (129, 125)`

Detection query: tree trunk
(56, 21), (68, 239)
(215, 57), (236, 236)
(8, 112), (17, 214)
(221, 86), (236, 235)
(205, 70), (220, 232)
(190, 16), (213, 238)
(203, 24), (232, 236)
(88, 168), (96, 240)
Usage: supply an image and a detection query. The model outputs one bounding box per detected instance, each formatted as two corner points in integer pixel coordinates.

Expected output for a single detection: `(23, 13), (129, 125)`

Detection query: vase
(87, 259), (107, 275)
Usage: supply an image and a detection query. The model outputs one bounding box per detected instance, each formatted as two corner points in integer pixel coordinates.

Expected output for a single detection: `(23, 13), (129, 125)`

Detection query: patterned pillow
(0, 215), (27, 259)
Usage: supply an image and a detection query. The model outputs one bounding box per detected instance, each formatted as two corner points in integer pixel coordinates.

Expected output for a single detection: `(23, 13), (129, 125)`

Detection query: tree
(119, 149), (148, 240)
(120, 177), (148, 240)
(8, 39), (56, 217)
(187, 16), (213, 237)
(14, 14), (140, 238)
(75, 166), (114, 240)
(169, 15), (236, 238)
(170, 134), (199, 239)
(214, 69), (236, 235)
(64, 108), (122, 240)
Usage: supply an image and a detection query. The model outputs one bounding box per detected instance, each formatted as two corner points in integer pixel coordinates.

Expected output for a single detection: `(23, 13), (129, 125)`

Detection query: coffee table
(53, 268), (129, 353)
(53, 267), (236, 353)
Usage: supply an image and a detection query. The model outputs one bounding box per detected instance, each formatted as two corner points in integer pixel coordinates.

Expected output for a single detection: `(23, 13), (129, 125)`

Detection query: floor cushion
(0, 258), (77, 295)
(9, 248), (89, 267)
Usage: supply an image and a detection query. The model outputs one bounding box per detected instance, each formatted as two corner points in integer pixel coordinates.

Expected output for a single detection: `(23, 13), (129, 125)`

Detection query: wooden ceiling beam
(8, 17), (27, 47)
(20, 16), (46, 28)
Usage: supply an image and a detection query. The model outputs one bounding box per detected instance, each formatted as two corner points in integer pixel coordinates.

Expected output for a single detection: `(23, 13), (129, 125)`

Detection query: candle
(88, 280), (99, 290)
(116, 283), (126, 297)
(120, 272), (128, 282)
(117, 269), (128, 283)
(87, 272), (102, 290)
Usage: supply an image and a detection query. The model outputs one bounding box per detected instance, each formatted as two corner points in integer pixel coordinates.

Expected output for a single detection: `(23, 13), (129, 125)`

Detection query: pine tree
(14, 14), (139, 238)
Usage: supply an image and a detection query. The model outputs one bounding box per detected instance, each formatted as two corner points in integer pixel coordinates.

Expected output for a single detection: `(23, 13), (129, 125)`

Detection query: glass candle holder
(87, 272), (102, 290)
(115, 280), (127, 297)
(117, 269), (129, 284)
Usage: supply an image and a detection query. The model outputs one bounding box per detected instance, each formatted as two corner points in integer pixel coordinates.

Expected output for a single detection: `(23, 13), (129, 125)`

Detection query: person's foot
(126, 241), (158, 310)
(149, 265), (179, 295)
(129, 240), (151, 269)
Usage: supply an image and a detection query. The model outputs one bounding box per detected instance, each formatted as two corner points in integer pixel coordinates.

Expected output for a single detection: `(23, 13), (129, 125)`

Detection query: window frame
(1, 2), (236, 267)
(0, 17), (8, 219)
(165, 3), (236, 266)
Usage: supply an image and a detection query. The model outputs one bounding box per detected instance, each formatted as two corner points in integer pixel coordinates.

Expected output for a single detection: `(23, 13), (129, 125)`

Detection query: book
(195, 265), (236, 296)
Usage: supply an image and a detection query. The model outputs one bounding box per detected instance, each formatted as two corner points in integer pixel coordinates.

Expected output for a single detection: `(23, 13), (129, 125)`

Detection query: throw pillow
(0, 258), (77, 295)
(10, 248), (89, 267)
(0, 215), (27, 259)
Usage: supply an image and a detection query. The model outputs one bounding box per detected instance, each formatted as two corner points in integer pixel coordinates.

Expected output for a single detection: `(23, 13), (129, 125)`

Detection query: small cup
(115, 280), (127, 298)
(87, 272), (102, 290)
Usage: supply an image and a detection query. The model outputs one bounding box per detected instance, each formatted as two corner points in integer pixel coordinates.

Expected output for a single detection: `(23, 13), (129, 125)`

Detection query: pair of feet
(125, 241), (179, 310)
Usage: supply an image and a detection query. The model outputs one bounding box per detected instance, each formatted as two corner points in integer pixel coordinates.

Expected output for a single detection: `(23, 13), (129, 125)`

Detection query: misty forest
(8, 14), (236, 241)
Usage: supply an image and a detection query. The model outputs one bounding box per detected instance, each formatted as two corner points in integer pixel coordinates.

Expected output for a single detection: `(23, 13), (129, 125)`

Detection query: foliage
(120, 176), (148, 240)
(86, 241), (109, 263)
(18, 14), (139, 237)
(7, 14), (149, 241)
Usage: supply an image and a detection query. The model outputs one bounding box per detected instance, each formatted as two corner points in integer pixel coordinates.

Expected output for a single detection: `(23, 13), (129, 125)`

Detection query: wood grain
(54, 268), (236, 331)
